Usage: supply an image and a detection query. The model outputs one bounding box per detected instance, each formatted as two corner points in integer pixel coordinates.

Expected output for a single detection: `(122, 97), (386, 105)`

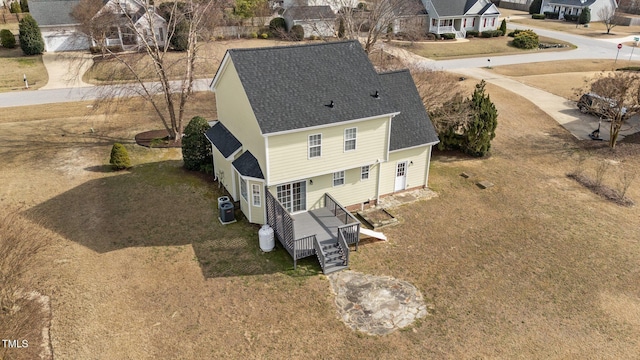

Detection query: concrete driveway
(40, 52), (94, 90)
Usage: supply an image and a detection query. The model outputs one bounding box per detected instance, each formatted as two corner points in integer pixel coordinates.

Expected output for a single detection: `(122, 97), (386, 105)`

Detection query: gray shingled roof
(379, 70), (439, 151)
(223, 40), (398, 135)
(393, 0), (428, 16)
(545, 0), (596, 5)
(283, 6), (336, 20)
(205, 122), (242, 158)
(232, 151), (264, 179)
(29, 0), (82, 26)
(429, 0), (480, 17)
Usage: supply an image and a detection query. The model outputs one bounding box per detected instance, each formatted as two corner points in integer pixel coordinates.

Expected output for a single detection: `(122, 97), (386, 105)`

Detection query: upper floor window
(344, 128), (357, 151)
(333, 171), (345, 187)
(308, 134), (322, 158)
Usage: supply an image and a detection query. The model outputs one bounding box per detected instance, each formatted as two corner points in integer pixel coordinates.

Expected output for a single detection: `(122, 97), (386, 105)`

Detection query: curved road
(0, 24), (637, 128)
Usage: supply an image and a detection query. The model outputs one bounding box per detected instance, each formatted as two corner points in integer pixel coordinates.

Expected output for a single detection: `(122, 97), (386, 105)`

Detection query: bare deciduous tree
(589, 71), (640, 148)
(618, 169), (636, 199)
(72, 0), (222, 142)
(598, 5), (623, 34)
(337, 0), (423, 53)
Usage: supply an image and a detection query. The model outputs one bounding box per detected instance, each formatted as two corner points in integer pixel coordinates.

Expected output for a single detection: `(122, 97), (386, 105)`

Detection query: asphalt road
(0, 25), (635, 108)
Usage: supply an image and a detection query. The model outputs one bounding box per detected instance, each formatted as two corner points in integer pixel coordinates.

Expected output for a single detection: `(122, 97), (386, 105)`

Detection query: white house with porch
(423, 0), (501, 38)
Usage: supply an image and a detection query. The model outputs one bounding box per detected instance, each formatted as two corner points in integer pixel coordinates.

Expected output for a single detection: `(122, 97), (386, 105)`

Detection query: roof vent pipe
(328, 100), (335, 108)
(374, 90), (380, 98)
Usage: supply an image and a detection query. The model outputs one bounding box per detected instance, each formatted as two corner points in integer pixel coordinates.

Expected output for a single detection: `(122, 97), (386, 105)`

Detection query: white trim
(230, 167), (237, 200)
(389, 140), (439, 153)
(225, 147), (242, 161)
(385, 115), (395, 161)
(394, 160), (408, 192)
(263, 112), (400, 137)
(240, 177), (248, 201)
(424, 145), (432, 187)
(360, 165), (370, 181)
(264, 135), (270, 187)
(344, 127), (357, 152)
(252, 183), (261, 207)
(210, 51), (231, 90)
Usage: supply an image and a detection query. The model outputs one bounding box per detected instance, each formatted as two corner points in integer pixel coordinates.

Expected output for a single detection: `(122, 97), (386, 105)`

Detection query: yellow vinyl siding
(267, 116), (390, 185)
(212, 146), (236, 199)
(306, 166), (379, 209)
(379, 146), (430, 195)
(215, 59), (267, 174)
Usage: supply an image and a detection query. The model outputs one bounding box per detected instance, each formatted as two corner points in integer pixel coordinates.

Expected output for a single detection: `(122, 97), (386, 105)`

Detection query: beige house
(206, 41), (438, 273)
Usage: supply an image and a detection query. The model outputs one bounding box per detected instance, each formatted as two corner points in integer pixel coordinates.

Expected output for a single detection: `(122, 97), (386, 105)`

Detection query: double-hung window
(308, 134), (322, 158)
(252, 184), (261, 206)
(344, 128), (357, 151)
(333, 171), (345, 187)
(361, 165), (370, 181)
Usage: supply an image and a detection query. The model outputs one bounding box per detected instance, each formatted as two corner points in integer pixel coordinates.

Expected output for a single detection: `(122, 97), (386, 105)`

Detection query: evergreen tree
(579, 7), (591, 24)
(110, 143), (131, 170)
(529, 0), (542, 14)
(0, 29), (16, 48)
(499, 19), (507, 36)
(338, 18), (345, 38)
(20, 0), (29, 12)
(9, 1), (21, 13)
(181, 116), (212, 172)
(465, 80), (498, 157)
(18, 14), (44, 55)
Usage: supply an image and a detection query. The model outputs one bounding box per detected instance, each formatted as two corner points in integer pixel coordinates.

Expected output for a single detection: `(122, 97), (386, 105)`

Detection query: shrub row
(441, 33), (456, 40)
(532, 14), (546, 19)
(544, 11), (560, 19)
(466, 30), (479, 38)
(481, 30), (503, 38)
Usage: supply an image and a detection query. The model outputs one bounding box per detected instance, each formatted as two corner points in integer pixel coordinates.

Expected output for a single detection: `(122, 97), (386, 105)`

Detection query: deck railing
(313, 237), (325, 272)
(339, 223), (360, 251)
(294, 235), (315, 264)
(324, 193), (359, 225)
(337, 228), (349, 266)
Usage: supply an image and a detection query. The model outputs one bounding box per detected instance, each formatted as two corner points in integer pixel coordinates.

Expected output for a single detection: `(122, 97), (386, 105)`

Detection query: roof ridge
(378, 69), (410, 76)
(228, 40), (360, 54)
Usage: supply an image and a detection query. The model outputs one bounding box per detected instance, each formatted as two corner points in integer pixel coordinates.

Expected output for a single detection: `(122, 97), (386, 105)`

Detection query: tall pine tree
(19, 14), (44, 55)
(465, 81), (498, 157)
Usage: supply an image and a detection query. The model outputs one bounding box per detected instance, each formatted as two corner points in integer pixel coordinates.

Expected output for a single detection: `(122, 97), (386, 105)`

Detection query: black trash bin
(220, 202), (235, 223)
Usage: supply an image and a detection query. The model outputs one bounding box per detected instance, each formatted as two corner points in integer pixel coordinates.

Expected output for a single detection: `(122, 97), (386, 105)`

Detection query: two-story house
(206, 40), (439, 273)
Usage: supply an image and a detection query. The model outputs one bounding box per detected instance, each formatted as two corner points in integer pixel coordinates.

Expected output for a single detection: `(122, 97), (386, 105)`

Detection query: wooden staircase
(316, 240), (348, 274)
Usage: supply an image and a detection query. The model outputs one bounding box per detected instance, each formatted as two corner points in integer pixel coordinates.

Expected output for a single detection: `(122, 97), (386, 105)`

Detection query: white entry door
(394, 161), (407, 192)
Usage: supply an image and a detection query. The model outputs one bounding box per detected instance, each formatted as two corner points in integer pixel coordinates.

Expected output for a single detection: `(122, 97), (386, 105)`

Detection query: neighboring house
(92, 0), (168, 50)
(497, 0), (533, 11)
(282, 5), (336, 37)
(541, 0), (618, 21)
(391, 0), (429, 35)
(422, 0), (501, 38)
(206, 41), (439, 273)
(279, 0), (358, 13)
(29, 0), (90, 52)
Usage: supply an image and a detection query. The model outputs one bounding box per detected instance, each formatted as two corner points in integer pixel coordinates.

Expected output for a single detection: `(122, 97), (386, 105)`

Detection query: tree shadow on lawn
(24, 160), (318, 278)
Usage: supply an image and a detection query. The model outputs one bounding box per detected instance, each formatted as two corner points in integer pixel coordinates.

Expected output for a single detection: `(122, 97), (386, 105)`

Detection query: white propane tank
(258, 224), (275, 252)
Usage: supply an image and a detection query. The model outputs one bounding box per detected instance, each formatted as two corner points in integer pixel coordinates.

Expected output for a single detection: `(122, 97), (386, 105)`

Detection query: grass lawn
(0, 47), (48, 92)
(396, 35), (573, 60)
(503, 8), (640, 38)
(1, 63), (640, 358)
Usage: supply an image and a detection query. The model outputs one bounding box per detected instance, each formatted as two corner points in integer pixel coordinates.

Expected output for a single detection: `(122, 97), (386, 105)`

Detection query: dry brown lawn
(398, 35), (573, 60)
(1, 65), (640, 358)
(0, 47), (48, 92)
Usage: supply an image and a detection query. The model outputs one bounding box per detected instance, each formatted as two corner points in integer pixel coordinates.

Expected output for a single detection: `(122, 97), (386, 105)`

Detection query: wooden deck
(292, 207), (344, 245)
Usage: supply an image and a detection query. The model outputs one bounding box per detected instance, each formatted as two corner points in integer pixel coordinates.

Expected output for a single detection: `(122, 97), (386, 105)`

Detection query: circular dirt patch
(135, 130), (181, 148)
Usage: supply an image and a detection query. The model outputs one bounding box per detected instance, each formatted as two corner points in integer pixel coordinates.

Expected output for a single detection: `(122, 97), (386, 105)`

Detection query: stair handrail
(312, 236), (324, 271)
(337, 228), (349, 267)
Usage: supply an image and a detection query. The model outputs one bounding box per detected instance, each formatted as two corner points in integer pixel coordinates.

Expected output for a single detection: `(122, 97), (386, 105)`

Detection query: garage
(42, 31), (90, 52)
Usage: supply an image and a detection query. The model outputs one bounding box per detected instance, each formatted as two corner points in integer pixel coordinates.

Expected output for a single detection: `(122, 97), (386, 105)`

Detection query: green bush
(290, 24), (304, 41)
(269, 17), (286, 36)
(529, 0), (542, 14)
(499, 19), (507, 36)
(250, 32), (258, 38)
(532, 14), (546, 19)
(0, 29), (16, 48)
(338, 18), (345, 38)
(564, 14), (579, 22)
(579, 7), (591, 24)
(508, 29), (523, 37)
(512, 29), (538, 49)
(260, 33), (268, 39)
(9, 1), (21, 13)
(20, 0), (28, 12)
(441, 33), (456, 40)
(181, 116), (212, 173)
(170, 20), (190, 51)
(544, 11), (559, 19)
(110, 143), (131, 170)
(466, 30), (479, 38)
(481, 30), (502, 38)
(19, 15), (44, 55)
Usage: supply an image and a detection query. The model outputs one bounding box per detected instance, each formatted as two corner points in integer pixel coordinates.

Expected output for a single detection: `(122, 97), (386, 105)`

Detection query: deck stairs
(317, 240), (348, 274)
